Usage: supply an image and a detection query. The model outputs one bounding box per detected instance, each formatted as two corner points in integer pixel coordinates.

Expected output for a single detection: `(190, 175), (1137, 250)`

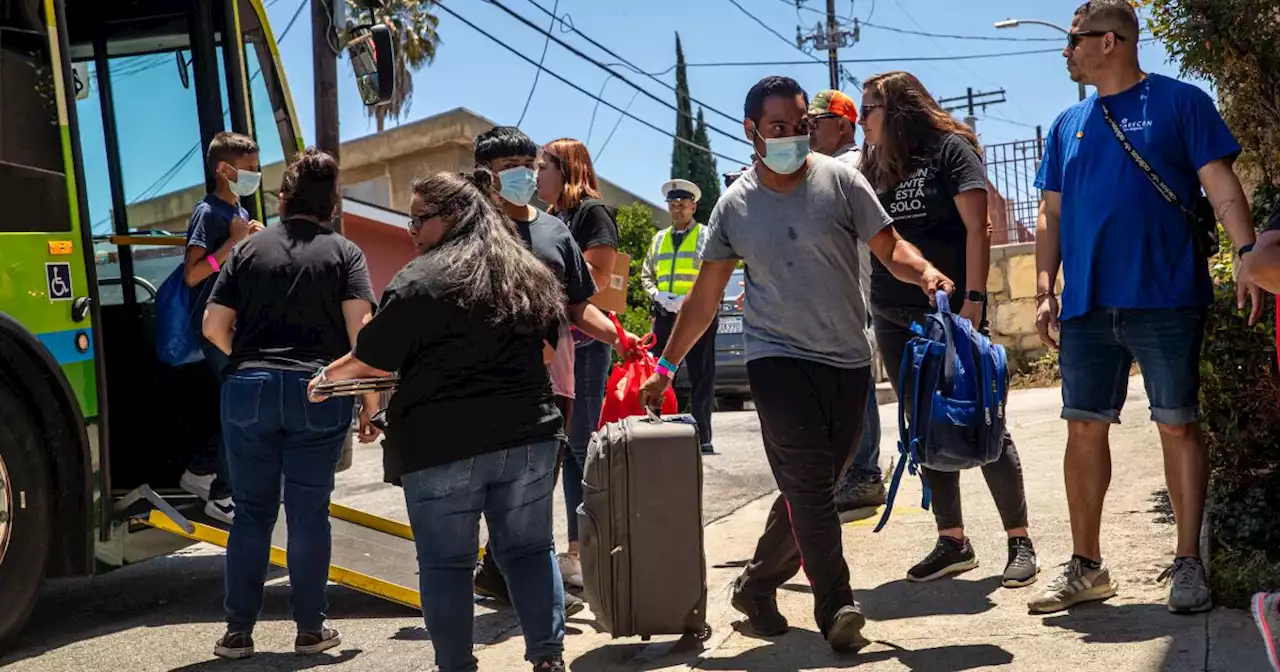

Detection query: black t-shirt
(871, 133), (987, 308)
(561, 200), (620, 252)
(354, 257), (563, 483)
(209, 219), (375, 373)
(515, 209), (597, 305)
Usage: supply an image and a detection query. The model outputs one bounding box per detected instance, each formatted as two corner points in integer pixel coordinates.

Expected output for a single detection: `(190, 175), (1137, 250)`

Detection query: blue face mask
(757, 133), (810, 175)
(497, 166), (537, 206)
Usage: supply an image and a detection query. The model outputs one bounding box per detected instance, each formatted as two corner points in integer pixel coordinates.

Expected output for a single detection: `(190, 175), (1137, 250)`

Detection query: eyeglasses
(1067, 30), (1124, 49)
(859, 103), (883, 118)
(407, 207), (443, 233)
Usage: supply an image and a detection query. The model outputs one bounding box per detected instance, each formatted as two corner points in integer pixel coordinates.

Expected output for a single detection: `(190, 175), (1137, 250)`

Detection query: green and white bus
(0, 0), (397, 648)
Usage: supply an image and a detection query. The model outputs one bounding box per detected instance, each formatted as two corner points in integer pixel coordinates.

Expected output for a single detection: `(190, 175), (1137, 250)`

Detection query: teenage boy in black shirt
(467, 126), (636, 612)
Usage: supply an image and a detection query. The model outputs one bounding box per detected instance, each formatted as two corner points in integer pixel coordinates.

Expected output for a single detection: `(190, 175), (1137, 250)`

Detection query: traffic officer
(643, 178), (716, 454)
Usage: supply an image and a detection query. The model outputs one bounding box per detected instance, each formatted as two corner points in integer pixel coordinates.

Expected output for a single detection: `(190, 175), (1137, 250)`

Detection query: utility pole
(312, 0), (343, 229)
(797, 2), (859, 89)
(938, 88), (1007, 133)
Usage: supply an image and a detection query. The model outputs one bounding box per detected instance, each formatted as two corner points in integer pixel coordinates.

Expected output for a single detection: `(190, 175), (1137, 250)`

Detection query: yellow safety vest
(654, 223), (702, 296)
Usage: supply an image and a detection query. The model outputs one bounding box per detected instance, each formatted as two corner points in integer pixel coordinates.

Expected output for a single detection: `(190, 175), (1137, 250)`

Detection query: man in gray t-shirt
(700, 153), (886, 367)
(641, 76), (951, 651)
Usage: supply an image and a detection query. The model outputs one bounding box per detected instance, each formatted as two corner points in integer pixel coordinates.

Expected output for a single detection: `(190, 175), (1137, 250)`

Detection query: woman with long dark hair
(535, 138), (618, 590)
(860, 71), (1039, 588)
(312, 170), (569, 672)
(202, 148), (377, 659)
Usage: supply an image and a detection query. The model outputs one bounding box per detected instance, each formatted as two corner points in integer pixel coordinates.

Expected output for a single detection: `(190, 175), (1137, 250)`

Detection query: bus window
(0, 0), (72, 233)
(243, 44), (284, 222)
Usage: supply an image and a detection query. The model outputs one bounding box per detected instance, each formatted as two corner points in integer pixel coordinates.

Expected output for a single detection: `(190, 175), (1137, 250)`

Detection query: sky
(80, 0), (1207, 233)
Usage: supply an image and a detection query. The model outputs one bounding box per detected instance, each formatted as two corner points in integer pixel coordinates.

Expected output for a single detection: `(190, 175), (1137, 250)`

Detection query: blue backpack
(874, 291), (1009, 532)
(155, 263), (207, 367)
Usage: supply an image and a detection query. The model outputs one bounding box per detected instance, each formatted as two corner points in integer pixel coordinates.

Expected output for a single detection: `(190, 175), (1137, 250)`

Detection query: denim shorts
(1059, 307), (1206, 426)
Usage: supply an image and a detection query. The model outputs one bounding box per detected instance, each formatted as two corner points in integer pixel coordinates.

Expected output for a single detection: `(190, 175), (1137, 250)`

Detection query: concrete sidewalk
(473, 380), (1274, 672)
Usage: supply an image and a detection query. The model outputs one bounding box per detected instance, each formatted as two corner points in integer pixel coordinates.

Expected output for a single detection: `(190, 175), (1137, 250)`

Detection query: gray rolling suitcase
(578, 413), (712, 641)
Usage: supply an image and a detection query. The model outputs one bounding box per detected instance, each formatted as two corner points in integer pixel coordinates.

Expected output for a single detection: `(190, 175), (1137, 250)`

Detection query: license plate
(717, 316), (743, 335)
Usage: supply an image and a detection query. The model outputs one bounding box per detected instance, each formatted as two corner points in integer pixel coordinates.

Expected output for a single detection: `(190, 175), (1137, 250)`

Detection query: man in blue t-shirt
(1028, 0), (1262, 617)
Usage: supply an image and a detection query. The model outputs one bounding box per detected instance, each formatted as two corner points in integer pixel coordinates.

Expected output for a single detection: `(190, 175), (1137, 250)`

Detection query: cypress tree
(689, 108), (722, 224)
(670, 33), (694, 182)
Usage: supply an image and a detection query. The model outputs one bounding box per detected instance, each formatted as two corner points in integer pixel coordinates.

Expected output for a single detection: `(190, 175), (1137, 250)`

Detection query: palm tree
(343, 0), (442, 132)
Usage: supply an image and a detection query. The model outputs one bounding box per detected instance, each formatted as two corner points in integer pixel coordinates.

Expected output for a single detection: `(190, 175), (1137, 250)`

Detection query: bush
(614, 202), (657, 338)
(1009, 349), (1061, 389)
(1199, 214), (1280, 607)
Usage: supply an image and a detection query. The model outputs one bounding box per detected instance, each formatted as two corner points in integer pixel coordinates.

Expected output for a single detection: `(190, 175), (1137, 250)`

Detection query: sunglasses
(666, 197), (694, 205)
(859, 103), (883, 119)
(1067, 30), (1125, 49)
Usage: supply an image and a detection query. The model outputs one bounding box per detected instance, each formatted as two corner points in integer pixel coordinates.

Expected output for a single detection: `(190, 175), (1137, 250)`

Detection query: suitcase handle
(643, 407), (663, 423)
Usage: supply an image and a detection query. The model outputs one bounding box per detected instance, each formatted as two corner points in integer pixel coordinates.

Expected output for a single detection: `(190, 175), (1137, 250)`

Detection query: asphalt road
(0, 410), (782, 672)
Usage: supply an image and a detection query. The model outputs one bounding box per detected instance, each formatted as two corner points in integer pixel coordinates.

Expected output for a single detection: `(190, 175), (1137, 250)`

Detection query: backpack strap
(874, 340), (933, 532)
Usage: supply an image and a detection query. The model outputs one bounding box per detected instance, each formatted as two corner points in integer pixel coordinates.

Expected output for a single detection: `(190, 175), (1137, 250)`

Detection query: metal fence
(984, 132), (1044, 245)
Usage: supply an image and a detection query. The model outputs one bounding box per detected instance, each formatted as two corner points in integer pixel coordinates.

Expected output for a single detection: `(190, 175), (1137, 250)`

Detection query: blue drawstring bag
(155, 264), (206, 366)
(874, 290), (1009, 532)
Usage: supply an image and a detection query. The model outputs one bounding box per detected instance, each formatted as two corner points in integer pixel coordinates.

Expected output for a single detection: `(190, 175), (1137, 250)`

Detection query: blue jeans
(850, 383), (881, 479)
(188, 339), (233, 499)
(402, 441), (565, 671)
(1059, 307), (1206, 426)
(221, 368), (353, 634)
(563, 339), (610, 542)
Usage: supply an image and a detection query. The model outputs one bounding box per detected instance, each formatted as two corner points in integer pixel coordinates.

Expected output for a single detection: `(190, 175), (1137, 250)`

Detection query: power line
(981, 113), (1039, 129)
(434, 0), (750, 166)
(862, 21), (1061, 42)
(482, 0), (752, 148)
(724, 0), (819, 58)
(519, 0), (744, 127)
(595, 89), (642, 162)
(516, 0), (558, 126)
(681, 46), (1072, 67)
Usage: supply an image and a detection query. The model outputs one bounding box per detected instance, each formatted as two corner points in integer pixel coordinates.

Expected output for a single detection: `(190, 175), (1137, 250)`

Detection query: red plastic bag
(598, 313), (678, 429)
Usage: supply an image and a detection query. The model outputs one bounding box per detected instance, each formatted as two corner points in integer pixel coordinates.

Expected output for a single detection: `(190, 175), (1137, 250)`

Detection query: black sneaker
(701, 444), (716, 455)
(824, 605), (870, 651)
(907, 537), (979, 582)
(835, 476), (887, 511)
(533, 660), (566, 671)
(295, 627), (341, 655)
(730, 575), (789, 637)
(213, 631), (254, 659)
(1003, 536), (1040, 588)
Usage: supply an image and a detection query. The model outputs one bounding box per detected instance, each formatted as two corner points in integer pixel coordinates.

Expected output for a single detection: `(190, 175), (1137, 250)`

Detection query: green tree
(1138, 0), (1280, 606)
(343, 0), (442, 133)
(689, 108), (722, 223)
(670, 34), (695, 183)
(669, 35), (722, 224)
(614, 202), (658, 336)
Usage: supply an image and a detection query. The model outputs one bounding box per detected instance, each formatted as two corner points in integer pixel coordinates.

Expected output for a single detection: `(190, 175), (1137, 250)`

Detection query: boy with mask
(467, 126), (636, 616)
(178, 131), (265, 524)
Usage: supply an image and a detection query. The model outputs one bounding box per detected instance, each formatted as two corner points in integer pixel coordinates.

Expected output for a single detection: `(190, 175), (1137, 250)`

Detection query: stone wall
(986, 242), (1062, 362)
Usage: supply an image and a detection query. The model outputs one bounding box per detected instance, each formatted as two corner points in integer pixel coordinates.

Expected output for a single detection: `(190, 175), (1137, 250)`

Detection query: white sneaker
(180, 470), (215, 501)
(558, 552), (583, 589)
(206, 498), (235, 525)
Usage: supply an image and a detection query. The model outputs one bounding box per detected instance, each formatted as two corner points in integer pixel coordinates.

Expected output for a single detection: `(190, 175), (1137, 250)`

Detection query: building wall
(343, 215), (415, 301)
(985, 242), (1064, 361)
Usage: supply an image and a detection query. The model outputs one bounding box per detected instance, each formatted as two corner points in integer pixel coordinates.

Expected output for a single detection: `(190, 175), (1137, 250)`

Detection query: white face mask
(227, 169), (262, 197)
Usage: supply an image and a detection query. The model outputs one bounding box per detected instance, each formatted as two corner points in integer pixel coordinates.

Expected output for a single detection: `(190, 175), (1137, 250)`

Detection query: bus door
(64, 0), (294, 505)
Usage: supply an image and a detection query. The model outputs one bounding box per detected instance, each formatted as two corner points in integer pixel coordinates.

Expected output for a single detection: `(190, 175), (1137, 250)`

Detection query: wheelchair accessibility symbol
(45, 262), (73, 302)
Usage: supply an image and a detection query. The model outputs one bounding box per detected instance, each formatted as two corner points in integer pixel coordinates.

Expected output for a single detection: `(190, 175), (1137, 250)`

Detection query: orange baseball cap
(809, 89), (858, 125)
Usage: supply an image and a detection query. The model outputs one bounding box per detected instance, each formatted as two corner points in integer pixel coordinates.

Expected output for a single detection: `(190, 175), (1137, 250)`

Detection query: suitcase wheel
(640, 635), (650, 642)
(687, 623), (713, 642)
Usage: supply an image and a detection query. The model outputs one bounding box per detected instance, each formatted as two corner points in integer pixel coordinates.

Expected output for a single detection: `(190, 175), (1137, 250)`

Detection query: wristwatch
(966, 290), (987, 303)
(1238, 243), (1255, 259)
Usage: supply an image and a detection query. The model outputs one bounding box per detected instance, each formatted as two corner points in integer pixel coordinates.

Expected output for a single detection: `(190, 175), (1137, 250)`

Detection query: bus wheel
(0, 383), (52, 651)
